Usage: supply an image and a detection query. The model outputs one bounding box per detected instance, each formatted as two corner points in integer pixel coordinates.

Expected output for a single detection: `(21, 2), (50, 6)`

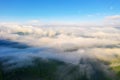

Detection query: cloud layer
(0, 22), (120, 65)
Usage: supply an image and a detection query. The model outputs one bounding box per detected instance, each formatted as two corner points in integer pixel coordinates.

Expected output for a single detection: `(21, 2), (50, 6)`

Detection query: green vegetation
(110, 66), (120, 79)
(1, 58), (65, 80)
(0, 57), (115, 80)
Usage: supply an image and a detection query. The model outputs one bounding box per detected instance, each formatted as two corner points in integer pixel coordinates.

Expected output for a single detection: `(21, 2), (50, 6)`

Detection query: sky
(0, 0), (120, 22)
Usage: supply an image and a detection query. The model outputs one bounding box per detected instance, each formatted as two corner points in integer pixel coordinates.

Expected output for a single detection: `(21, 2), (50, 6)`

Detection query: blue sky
(0, 0), (120, 22)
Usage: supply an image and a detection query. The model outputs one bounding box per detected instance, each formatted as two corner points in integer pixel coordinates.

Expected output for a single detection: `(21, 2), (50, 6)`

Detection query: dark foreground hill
(0, 56), (119, 80)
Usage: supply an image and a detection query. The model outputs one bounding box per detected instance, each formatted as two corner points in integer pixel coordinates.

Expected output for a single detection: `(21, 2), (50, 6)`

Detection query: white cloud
(0, 15), (120, 69)
(105, 15), (120, 20)
(103, 15), (120, 27)
(0, 23), (120, 64)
